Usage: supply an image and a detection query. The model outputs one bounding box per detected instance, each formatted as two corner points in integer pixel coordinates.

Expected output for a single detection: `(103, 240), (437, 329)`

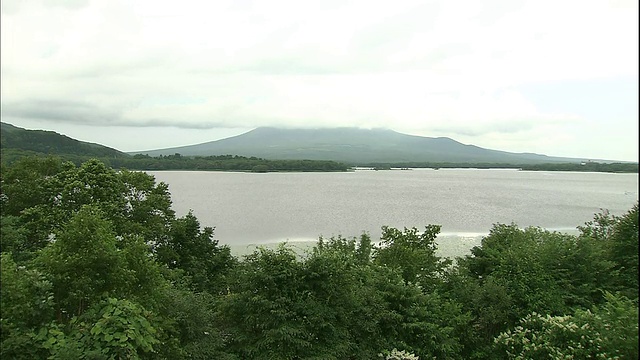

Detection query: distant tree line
(121, 153), (349, 172)
(1, 156), (637, 359)
(3, 146), (636, 174)
(363, 161), (639, 173)
(0, 149), (349, 172)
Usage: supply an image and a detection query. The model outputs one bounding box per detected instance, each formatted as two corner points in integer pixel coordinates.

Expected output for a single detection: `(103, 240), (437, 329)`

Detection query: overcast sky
(2, 0), (638, 161)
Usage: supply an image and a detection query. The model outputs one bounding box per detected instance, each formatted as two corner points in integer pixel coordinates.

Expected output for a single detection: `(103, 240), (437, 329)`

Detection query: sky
(1, 0), (638, 161)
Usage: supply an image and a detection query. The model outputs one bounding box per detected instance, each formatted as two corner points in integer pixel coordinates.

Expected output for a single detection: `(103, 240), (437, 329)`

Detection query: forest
(1, 156), (638, 359)
(0, 149), (350, 173)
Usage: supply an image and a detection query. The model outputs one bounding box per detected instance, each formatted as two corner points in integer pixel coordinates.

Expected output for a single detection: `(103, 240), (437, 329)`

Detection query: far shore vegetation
(364, 161), (638, 173)
(1, 148), (637, 173)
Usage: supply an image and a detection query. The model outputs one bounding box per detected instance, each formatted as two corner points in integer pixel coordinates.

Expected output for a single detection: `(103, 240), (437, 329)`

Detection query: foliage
(0, 253), (53, 359)
(379, 348), (420, 360)
(494, 292), (639, 360)
(606, 204), (639, 298)
(1, 157), (637, 359)
(374, 225), (451, 291)
(0, 215), (30, 262)
(578, 204), (639, 299)
(155, 283), (236, 360)
(156, 211), (236, 294)
(364, 161), (638, 173)
(1, 148), (350, 172)
(461, 224), (617, 314)
(217, 245), (312, 359)
(444, 220), (632, 359)
(217, 238), (468, 359)
(35, 206), (131, 319)
(37, 298), (161, 360)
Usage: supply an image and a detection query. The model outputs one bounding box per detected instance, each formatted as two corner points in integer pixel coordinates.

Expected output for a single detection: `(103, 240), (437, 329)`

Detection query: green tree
(156, 211), (236, 294)
(35, 205), (129, 319)
(2, 158), (178, 258)
(374, 225), (451, 292)
(39, 298), (161, 360)
(35, 204), (167, 318)
(576, 204), (638, 299)
(439, 271), (514, 359)
(118, 169), (175, 247)
(447, 223), (620, 358)
(0, 215), (30, 262)
(155, 284), (236, 359)
(459, 224), (614, 317)
(607, 203), (639, 298)
(494, 292), (638, 359)
(0, 156), (67, 217)
(218, 245), (310, 359)
(0, 253), (54, 359)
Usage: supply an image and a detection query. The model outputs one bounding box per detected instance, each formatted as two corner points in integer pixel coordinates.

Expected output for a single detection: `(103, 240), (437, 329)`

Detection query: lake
(149, 169), (638, 258)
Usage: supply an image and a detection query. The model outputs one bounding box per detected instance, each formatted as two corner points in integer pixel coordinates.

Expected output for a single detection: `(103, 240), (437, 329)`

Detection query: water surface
(149, 169), (638, 257)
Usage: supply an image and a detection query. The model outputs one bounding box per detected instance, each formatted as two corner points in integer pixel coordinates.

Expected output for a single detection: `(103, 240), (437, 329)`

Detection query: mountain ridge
(132, 127), (590, 164)
(0, 122), (129, 158)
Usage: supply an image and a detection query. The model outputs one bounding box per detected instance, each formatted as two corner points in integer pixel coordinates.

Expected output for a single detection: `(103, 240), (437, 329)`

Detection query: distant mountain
(1, 122), (129, 158)
(133, 127), (587, 165)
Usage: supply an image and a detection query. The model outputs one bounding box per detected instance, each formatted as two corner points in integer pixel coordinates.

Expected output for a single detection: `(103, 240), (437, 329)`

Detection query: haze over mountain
(133, 127), (589, 164)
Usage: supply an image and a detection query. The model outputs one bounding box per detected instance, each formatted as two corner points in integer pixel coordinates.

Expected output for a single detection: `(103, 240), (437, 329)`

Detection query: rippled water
(149, 169), (638, 257)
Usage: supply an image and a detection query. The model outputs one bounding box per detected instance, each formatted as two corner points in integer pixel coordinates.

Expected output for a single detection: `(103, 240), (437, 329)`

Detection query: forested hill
(0, 122), (128, 158)
(0, 123), (349, 172)
(134, 127), (592, 164)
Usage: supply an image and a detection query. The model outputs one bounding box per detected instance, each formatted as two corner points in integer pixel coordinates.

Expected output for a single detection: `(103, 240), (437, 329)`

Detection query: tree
(118, 169), (175, 248)
(35, 205), (129, 320)
(0, 253), (54, 359)
(447, 223), (619, 359)
(0, 215), (30, 262)
(2, 158), (178, 259)
(374, 225), (451, 292)
(155, 284), (236, 359)
(155, 211), (236, 294)
(218, 245), (310, 359)
(218, 236), (468, 359)
(0, 156), (68, 217)
(38, 298), (162, 359)
(577, 204), (639, 299)
(494, 292), (638, 359)
(607, 203), (639, 298)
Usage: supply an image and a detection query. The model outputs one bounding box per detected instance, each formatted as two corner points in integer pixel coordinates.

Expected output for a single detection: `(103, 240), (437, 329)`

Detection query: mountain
(1, 122), (129, 158)
(133, 127), (586, 164)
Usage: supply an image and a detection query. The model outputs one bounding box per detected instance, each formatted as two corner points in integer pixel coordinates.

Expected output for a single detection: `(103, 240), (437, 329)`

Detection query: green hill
(1, 122), (129, 159)
(0, 123), (349, 172)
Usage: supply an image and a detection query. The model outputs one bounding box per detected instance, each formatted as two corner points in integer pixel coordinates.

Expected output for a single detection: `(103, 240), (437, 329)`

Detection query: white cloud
(1, 0), (638, 161)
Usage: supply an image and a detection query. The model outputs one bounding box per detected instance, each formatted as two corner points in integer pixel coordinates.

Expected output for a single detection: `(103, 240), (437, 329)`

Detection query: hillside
(134, 127), (587, 164)
(0, 122), (129, 159)
(0, 123), (348, 172)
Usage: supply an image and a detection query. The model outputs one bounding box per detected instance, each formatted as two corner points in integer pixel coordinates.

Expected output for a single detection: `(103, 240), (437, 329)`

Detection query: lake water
(149, 169), (638, 258)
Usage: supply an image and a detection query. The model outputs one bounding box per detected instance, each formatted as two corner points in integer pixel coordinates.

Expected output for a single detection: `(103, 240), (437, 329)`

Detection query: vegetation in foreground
(1, 157), (638, 359)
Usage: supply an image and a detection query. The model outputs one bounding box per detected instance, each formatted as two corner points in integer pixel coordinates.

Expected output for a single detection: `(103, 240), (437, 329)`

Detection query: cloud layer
(2, 0), (638, 160)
